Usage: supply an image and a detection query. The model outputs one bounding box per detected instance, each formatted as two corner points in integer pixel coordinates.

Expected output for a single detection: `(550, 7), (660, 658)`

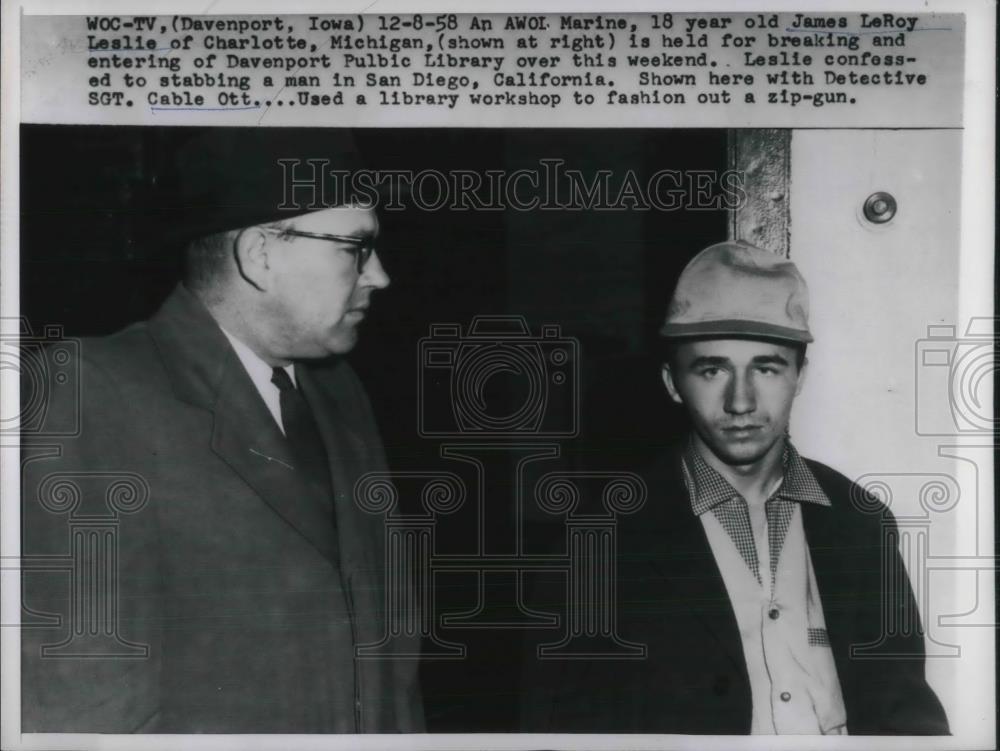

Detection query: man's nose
(724, 372), (756, 415)
(360, 251), (390, 290)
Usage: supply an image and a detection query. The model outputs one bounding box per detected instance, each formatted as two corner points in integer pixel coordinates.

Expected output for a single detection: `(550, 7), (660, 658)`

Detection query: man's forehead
(284, 205), (379, 235)
(678, 338), (796, 361)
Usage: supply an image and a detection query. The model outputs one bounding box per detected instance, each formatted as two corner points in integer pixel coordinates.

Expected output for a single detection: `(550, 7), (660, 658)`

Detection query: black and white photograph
(1, 2), (994, 749)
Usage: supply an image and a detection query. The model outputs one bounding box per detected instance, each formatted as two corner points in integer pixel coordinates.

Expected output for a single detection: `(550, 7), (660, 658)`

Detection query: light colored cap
(659, 241), (813, 343)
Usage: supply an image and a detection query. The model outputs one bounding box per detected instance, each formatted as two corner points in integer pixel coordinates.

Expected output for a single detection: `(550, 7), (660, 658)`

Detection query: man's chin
(707, 437), (771, 468)
(324, 330), (359, 356)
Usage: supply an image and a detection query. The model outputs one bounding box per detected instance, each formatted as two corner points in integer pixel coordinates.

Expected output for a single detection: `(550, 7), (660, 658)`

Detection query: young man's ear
(233, 227), (272, 292)
(661, 364), (684, 405)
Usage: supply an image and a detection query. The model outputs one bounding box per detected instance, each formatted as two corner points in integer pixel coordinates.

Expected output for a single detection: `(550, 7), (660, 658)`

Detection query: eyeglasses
(262, 227), (376, 272)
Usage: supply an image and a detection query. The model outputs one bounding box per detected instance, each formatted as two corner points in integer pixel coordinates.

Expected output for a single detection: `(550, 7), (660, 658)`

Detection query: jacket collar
(147, 284), (233, 411)
(628, 446), (750, 682)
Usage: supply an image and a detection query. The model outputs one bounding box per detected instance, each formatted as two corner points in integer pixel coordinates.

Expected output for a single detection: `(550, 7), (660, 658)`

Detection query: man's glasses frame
(261, 226), (375, 272)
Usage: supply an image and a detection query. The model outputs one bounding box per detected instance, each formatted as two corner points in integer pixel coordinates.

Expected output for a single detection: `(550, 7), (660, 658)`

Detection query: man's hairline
(662, 335), (809, 372)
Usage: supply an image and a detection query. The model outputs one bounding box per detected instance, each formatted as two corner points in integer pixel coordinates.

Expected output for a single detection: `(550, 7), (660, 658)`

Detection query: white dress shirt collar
(220, 328), (294, 434)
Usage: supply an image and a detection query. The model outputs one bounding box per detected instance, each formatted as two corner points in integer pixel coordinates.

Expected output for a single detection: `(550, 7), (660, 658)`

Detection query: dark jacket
(21, 285), (424, 733)
(521, 447), (948, 735)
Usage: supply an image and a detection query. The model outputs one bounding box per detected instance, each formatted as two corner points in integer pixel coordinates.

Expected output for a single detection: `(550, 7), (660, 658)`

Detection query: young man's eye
(698, 367), (721, 378)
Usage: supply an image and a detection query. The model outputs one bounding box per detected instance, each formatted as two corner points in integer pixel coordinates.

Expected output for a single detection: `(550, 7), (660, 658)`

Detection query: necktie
(270, 366), (335, 519)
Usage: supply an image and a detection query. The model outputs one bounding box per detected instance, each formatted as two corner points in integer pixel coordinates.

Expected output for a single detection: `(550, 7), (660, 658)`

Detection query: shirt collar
(682, 438), (830, 517)
(778, 441), (831, 507)
(220, 327), (296, 389)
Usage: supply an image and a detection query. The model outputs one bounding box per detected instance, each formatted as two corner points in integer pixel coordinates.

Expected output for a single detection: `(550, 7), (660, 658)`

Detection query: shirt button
(780, 691), (791, 702)
(768, 607), (780, 620)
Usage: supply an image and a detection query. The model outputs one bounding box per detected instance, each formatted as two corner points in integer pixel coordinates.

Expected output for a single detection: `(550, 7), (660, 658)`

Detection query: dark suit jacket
(521, 447), (948, 735)
(21, 285), (423, 733)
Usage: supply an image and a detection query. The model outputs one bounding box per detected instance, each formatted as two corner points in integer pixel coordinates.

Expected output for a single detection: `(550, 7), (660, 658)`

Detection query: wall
(789, 129), (987, 733)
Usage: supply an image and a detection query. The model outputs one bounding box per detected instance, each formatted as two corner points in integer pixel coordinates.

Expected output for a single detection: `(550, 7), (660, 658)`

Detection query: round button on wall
(862, 191), (897, 224)
(768, 607), (780, 620)
(780, 691), (791, 702)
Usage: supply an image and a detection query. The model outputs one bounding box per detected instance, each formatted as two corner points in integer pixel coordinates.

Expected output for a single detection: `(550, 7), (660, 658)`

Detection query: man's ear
(233, 228), (271, 292)
(794, 355), (809, 397)
(661, 363), (684, 405)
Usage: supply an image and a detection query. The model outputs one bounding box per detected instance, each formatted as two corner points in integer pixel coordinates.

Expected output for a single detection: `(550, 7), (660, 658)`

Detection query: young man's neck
(691, 432), (787, 507)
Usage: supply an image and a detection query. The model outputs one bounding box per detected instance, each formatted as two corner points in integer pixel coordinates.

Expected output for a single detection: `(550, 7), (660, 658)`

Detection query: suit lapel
(147, 285), (339, 564)
(209, 354), (339, 564)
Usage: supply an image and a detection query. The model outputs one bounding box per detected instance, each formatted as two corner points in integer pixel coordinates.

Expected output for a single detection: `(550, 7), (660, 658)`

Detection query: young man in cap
(20, 130), (423, 733)
(523, 241), (947, 735)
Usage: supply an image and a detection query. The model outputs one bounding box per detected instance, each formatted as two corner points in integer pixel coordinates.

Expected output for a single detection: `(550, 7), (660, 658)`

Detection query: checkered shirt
(682, 440), (831, 588)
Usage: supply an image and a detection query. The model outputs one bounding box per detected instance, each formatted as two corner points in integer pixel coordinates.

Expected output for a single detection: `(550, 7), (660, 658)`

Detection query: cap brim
(658, 319), (813, 343)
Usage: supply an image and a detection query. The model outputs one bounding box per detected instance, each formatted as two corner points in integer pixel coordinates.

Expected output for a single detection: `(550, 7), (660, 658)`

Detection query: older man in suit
(20, 131), (423, 733)
(522, 241), (948, 735)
